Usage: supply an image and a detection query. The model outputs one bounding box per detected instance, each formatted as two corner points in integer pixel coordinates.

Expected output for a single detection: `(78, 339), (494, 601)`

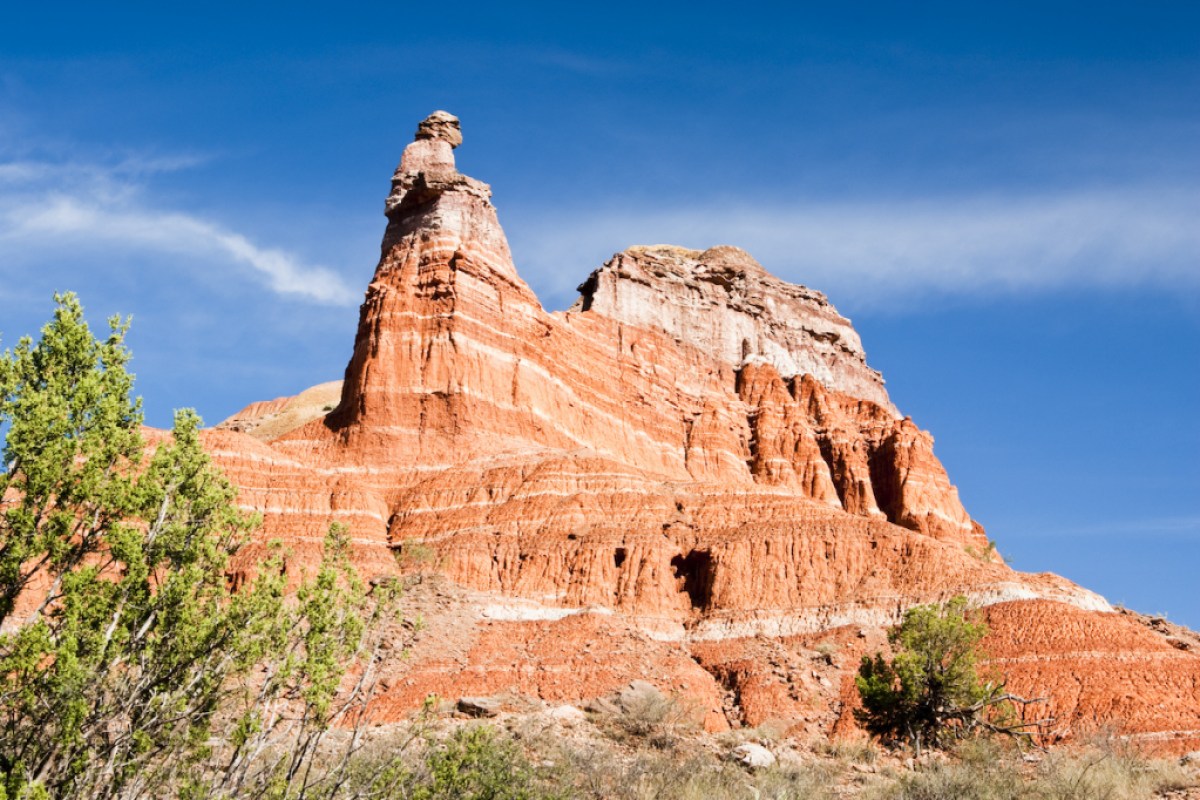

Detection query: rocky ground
(342, 686), (1200, 800)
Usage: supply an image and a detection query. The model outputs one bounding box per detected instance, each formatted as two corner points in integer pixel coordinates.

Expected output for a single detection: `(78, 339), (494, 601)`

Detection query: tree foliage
(854, 596), (1041, 755)
(0, 294), (392, 800)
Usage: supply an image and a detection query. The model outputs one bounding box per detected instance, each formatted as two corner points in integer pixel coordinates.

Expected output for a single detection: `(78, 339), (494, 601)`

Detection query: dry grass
(815, 734), (881, 765)
(1032, 733), (1192, 800)
(869, 734), (1196, 800)
(547, 741), (837, 800)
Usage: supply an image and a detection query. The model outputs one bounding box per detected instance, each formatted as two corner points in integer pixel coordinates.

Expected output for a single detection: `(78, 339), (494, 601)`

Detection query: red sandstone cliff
(212, 112), (1200, 750)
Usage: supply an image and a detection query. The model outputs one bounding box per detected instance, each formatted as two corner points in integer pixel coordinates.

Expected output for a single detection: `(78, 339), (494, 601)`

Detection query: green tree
(0, 294), (389, 800)
(855, 597), (1045, 756)
(206, 525), (400, 800)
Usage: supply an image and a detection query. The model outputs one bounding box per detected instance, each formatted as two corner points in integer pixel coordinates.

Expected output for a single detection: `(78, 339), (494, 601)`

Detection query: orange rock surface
(212, 112), (1200, 750)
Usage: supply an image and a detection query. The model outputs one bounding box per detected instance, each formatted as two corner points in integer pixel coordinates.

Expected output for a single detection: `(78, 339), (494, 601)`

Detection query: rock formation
(211, 111), (1200, 751)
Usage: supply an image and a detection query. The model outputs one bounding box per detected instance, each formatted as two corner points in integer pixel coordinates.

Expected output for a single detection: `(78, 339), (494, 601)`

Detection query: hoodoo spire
(375, 110), (514, 274)
(335, 110), (538, 435)
(384, 111), (492, 219)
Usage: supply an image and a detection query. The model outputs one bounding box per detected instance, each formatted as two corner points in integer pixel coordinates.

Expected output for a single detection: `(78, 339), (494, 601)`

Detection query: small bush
(963, 541), (998, 562)
(597, 686), (700, 749)
(410, 726), (561, 800)
(814, 641), (839, 660)
(396, 540), (440, 572)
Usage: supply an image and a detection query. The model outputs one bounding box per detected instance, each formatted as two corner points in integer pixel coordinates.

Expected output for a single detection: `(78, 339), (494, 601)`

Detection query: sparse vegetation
(869, 738), (1024, 800)
(315, 719), (1195, 800)
(547, 735), (836, 800)
(395, 539), (440, 573)
(1031, 732), (1193, 800)
(964, 540), (999, 562)
(718, 718), (790, 749)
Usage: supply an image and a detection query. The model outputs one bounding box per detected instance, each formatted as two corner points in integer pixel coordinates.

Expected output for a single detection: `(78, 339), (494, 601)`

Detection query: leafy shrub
(856, 597), (1015, 754)
(410, 726), (559, 800)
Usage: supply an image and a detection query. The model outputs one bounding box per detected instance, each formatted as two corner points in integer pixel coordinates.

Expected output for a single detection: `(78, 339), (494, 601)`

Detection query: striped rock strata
(212, 112), (1200, 749)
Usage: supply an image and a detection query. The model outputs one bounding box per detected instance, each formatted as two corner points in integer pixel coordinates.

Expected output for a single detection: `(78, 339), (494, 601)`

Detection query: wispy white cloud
(507, 187), (1200, 310)
(0, 156), (357, 306)
(5, 147), (1195, 313)
(0, 153), (208, 187)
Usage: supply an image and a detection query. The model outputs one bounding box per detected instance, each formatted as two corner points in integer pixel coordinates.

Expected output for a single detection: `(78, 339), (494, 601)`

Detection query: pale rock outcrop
(732, 743), (777, 769)
(221, 380), (342, 441)
(573, 244), (894, 412)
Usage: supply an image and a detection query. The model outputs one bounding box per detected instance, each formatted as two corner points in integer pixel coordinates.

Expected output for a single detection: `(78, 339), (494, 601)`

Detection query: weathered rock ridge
(211, 112), (1200, 751)
(572, 245), (894, 412)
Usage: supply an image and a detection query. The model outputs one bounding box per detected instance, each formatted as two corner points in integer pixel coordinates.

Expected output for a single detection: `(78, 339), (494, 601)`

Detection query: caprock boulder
(212, 112), (1200, 750)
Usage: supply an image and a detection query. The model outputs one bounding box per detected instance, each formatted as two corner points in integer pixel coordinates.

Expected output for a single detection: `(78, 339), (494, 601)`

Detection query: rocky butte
(213, 111), (1200, 748)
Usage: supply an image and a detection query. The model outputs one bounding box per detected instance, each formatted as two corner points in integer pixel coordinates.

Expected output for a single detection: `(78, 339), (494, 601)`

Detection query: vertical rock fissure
(816, 436), (849, 511)
(868, 439), (901, 526)
(671, 550), (715, 611)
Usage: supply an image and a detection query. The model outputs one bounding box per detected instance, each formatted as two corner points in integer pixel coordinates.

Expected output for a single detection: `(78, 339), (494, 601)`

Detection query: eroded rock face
(210, 112), (1200, 752)
(249, 113), (977, 547)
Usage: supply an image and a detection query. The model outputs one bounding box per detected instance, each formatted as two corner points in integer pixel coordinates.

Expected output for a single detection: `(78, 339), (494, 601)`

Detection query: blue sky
(1, 3), (1197, 624)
